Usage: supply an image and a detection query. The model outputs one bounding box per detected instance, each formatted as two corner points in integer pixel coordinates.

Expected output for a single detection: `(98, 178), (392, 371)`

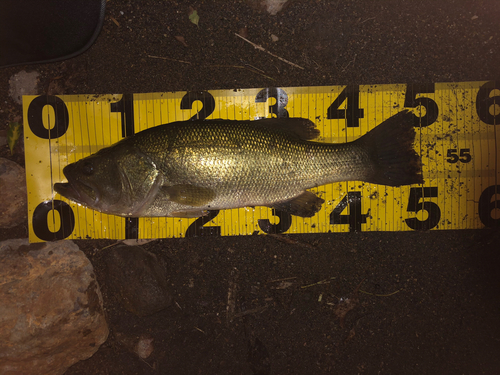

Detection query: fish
(54, 110), (423, 218)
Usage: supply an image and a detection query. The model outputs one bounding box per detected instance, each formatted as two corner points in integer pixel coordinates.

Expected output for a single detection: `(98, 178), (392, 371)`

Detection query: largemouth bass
(54, 111), (422, 218)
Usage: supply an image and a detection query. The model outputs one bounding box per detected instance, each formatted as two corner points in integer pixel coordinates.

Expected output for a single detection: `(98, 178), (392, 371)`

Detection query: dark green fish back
(130, 119), (370, 208)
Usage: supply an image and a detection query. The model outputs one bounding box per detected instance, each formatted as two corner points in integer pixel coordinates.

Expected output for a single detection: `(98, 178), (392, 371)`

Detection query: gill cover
(55, 142), (161, 216)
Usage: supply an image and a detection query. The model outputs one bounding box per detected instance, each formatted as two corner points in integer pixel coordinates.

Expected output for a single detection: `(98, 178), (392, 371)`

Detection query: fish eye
(82, 161), (94, 176)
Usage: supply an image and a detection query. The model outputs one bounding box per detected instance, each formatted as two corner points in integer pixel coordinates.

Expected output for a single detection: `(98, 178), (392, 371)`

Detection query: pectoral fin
(268, 191), (324, 217)
(163, 184), (216, 206)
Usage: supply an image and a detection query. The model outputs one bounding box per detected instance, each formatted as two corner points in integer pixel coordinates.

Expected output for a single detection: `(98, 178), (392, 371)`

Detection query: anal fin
(268, 191), (324, 217)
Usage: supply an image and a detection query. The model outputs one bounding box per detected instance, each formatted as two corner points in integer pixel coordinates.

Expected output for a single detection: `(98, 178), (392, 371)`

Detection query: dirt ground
(1, 0), (500, 374)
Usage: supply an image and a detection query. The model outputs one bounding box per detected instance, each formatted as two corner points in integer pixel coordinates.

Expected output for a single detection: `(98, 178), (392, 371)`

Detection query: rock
(0, 158), (27, 228)
(8, 70), (40, 105)
(135, 335), (155, 359)
(247, 0), (288, 15)
(115, 332), (154, 359)
(0, 239), (108, 375)
(262, 0), (288, 15)
(103, 245), (172, 316)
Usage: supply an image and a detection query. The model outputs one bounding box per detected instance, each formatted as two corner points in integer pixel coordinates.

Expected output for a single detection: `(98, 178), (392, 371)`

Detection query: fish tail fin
(356, 110), (423, 186)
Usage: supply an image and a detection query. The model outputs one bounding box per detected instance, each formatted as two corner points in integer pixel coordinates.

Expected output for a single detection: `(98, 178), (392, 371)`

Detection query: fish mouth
(54, 179), (100, 206)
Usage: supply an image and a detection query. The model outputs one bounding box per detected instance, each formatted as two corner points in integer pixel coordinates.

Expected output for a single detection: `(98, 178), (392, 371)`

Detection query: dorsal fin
(181, 118), (320, 140)
(252, 118), (320, 140)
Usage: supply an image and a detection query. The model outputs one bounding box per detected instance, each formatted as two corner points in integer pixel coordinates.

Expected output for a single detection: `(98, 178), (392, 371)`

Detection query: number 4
(330, 192), (368, 232)
(326, 86), (364, 127)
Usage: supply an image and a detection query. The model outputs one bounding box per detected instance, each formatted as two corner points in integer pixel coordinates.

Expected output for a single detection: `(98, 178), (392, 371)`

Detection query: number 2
(185, 211), (221, 237)
(180, 91), (215, 120)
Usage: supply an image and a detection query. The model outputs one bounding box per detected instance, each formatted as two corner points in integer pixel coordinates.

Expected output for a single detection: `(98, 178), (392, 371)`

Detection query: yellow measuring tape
(23, 82), (499, 242)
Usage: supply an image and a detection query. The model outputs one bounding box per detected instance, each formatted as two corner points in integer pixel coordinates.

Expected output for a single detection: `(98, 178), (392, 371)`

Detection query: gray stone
(104, 245), (172, 317)
(115, 332), (154, 359)
(262, 0), (288, 15)
(0, 239), (109, 375)
(0, 158), (27, 228)
(8, 70), (39, 105)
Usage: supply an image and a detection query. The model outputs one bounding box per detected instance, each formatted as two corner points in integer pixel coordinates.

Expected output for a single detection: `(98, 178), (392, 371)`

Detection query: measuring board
(23, 82), (499, 242)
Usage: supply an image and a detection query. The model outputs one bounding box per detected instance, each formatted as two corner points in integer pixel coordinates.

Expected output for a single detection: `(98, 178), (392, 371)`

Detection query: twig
(139, 358), (155, 369)
(207, 64), (275, 81)
(233, 305), (268, 318)
(244, 63), (265, 73)
(100, 241), (120, 251)
(266, 233), (316, 249)
(147, 54), (191, 64)
(359, 289), (401, 297)
(234, 33), (305, 70)
(226, 268), (239, 324)
(301, 277), (336, 289)
(359, 16), (376, 24)
(194, 326), (206, 334)
(146, 54), (275, 80)
(268, 276), (297, 283)
(342, 54), (357, 72)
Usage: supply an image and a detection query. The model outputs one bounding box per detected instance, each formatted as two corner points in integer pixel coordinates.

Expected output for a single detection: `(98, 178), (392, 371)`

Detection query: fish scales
(54, 111), (422, 218)
(132, 120), (369, 211)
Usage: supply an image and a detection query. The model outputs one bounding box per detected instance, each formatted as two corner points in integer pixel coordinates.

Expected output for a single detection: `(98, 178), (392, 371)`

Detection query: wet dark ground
(1, 0), (500, 374)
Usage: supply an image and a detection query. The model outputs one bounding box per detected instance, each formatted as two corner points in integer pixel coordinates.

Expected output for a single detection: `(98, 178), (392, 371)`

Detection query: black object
(0, 0), (106, 67)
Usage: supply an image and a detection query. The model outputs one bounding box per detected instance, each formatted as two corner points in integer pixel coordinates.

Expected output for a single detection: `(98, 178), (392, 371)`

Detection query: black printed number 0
(32, 200), (75, 241)
(27, 95), (69, 139)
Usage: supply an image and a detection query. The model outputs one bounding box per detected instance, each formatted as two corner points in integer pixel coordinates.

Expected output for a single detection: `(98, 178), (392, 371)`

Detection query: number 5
(404, 84), (439, 127)
(405, 187), (441, 230)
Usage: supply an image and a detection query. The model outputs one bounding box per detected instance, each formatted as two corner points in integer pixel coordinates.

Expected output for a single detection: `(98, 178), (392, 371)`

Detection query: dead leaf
(333, 297), (359, 328)
(110, 16), (120, 27)
(238, 26), (248, 39)
(274, 281), (293, 289)
(333, 279), (364, 328)
(175, 35), (188, 47)
(7, 122), (22, 155)
(188, 7), (199, 27)
(345, 327), (356, 343)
